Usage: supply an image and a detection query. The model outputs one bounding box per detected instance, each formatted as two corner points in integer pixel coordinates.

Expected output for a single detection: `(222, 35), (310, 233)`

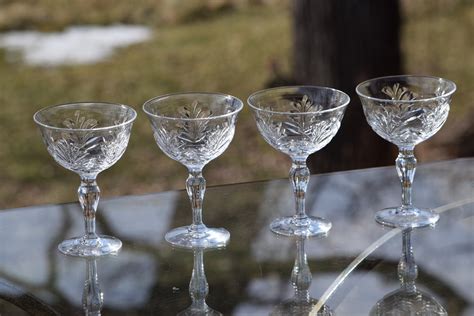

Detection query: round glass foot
(178, 305), (222, 316)
(272, 298), (333, 316)
(375, 207), (439, 229)
(370, 289), (447, 315)
(165, 226), (230, 249)
(58, 235), (122, 257)
(270, 215), (331, 237)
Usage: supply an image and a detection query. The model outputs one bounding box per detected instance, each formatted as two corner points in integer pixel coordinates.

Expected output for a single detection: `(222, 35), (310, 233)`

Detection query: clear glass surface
(177, 247), (222, 316)
(34, 102), (136, 257)
(143, 92), (243, 249)
(248, 86), (349, 237)
(356, 75), (456, 229)
(0, 158), (472, 314)
(82, 258), (103, 316)
(370, 229), (447, 315)
(271, 236), (333, 316)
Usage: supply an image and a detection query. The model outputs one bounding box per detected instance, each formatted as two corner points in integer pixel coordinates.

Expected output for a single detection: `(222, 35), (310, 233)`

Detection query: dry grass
(0, 4), (292, 208)
(0, 0), (472, 209)
(402, 1), (474, 159)
(0, 0), (287, 31)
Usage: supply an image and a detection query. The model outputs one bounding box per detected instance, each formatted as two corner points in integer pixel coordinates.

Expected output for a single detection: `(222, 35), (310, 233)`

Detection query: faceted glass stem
(398, 229), (418, 293)
(186, 169), (207, 239)
(165, 168), (229, 249)
(270, 157), (331, 237)
(58, 176), (121, 257)
(374, 146), (438, 229)
(290, 158), (310, 224)
(79, 177), (100, 240)
(396, 147), (416, 210)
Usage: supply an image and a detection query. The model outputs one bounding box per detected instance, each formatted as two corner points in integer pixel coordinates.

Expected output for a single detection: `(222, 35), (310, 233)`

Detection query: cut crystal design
(357, 75), (455, 229)
(144, 92), (242, 249)
(34, 102), (136, 257)
(285, 95), (324, 137)
(362, 83), (450, 147)
(63, 110), (98, 129)
(248, 86), (349, 237)
(42, 110), (132, 176)
(177, 101), (212, 144)
(255, 95), (345, 159)
(382, 83), (418, 101)
(151, 101), (234, 169)
(290, 95), (323, 113)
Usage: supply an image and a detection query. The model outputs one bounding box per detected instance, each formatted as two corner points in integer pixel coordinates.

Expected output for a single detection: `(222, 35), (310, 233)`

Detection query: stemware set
(33, 75), (456, 258)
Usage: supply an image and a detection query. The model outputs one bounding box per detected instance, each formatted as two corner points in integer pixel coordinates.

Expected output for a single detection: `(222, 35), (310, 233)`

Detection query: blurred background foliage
(0, 0), (472, 208)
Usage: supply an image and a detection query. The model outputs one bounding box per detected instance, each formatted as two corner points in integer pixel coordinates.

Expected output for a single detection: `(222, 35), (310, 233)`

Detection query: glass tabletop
(0, 158), (472, 315)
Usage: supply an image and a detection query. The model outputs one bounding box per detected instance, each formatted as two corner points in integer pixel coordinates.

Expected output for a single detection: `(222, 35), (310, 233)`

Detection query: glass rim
(142, 91), (244, 121)
(247, 85), (350, 115)
(33, 101), (137, 131)
(355, 75), (457, 103)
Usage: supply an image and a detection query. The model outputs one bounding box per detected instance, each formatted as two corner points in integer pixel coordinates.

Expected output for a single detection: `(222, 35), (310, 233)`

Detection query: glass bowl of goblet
(34, 102), (137, 257)
(356, 75), (456, 228)
(248, 86), (350, 237)
(143, 92), (243, 249)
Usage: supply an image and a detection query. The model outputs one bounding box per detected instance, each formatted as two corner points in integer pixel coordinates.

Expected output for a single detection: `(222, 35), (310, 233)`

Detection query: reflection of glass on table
(82, 258), (103, 316)
(0, 158), (471, 314)
(271, 236), (332, 316)
(177, 247), (222, 316)
(370, 228), (447, 315)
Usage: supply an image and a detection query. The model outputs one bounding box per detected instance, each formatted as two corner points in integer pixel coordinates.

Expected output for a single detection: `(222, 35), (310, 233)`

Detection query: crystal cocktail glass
(356, 75), (456, 228)
(143, 92), (243, 249)
(34, 102), (137, 257)
(248, 86), (349, 237)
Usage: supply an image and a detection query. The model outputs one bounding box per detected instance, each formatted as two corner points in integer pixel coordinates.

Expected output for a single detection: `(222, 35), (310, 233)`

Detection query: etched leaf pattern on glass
(152, 101), (234, 168)
(45, 110), (131, 174)
(177, 100), (212, 144)
(382, 83), (418, 101)
(256, 95), (344, 158)
(363, 83), (450, 147)
(284, 94), (324, 136)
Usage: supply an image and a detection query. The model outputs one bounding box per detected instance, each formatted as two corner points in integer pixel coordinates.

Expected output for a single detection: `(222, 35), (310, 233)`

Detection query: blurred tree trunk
(293, 0), (401, 173)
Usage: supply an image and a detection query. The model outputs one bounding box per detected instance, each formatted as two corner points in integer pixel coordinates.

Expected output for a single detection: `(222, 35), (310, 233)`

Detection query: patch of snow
(0, 24), (152, 66)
